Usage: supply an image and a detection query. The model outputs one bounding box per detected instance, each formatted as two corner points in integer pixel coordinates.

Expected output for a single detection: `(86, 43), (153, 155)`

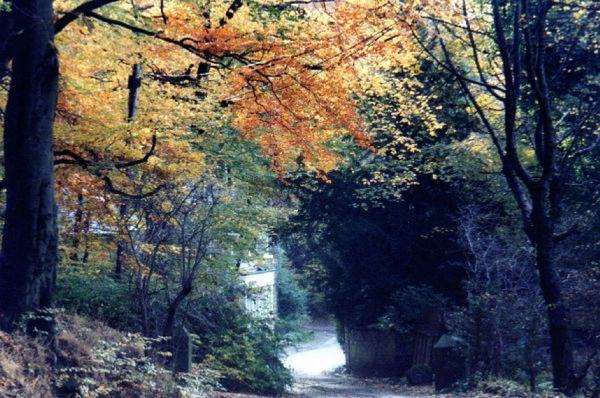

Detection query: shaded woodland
(0, 0), (599, 396)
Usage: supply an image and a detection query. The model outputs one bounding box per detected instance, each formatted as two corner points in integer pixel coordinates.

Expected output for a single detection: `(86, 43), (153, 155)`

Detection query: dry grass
(0, 313), (215, 398)
(0, 330), (54, 398)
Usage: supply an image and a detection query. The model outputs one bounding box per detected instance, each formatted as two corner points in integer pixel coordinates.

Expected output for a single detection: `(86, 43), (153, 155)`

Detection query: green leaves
(0, 1), (12, 11)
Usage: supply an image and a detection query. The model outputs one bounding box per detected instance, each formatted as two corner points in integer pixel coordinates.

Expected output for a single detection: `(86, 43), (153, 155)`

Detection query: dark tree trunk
(127, 63), (141, 121)
(424, 0), (580, 391)
(493, 0), (576, 390)
(114, 205), (127, 277)
(0, 10), (13, 79)
(115, 244), (125, 275)
(0, 0), (59, 336)
(521, 178), (576, 393)
(530, 217), (575, 394)
(162, 285), (192, 337)
(115, 64), (142, 278)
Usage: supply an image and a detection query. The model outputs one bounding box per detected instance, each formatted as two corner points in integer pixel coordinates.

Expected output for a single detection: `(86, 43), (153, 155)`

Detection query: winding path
(283, 320), (436, 398)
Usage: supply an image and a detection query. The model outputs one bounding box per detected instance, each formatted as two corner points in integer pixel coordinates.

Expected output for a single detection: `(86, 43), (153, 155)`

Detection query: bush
(56, 266), (136, 329)
(187, 288), (293, 396)
(274, 266), (311, 345)
(55, 262), (294, 396)
(276, 266), (308, 322)
(378, 285), (448, 336)
(406, 364), (433, 385)
(476, 378), (532, 398)
(197, 318), (292, 395)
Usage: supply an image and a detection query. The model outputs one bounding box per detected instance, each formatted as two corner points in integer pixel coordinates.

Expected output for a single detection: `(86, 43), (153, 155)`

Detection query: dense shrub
(476, 378), (539, 398)
(452, 207), (548, 386)
(378, 285), (449, 336)
(56, 266), (136, 330)
(180, 282), (292, 395)
(56, 263), (293, 396)
(275, 266), (311, 344)
(195, 317), (292, 395)
(276, 266), (308, 322)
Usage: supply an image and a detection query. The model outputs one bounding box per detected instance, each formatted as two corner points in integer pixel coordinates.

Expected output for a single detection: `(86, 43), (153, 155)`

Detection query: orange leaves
(229, 63), (363, 173)
(50, 0), (439, 187)
(129, 0), (387, 174)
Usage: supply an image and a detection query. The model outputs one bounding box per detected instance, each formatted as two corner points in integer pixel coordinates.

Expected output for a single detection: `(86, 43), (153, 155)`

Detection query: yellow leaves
(445, 133), (499, 180)
(160, 201), (174, 213)
(50, 0), (454, 192)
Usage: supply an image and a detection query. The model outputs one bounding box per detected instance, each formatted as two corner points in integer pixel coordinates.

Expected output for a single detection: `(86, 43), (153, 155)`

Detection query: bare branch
(571, 135), (600, 159)
(273, 0), (335, 8)
(423, 15), (495, 39)
(401, 16), (506, 96)
(102, 176), (165, 199)
(219, 0), (244, 27)
(115, 135), (157, 169)
(54, 0), (120, 34)
(553, 224), (578, 243)
(54, 149), (90, 167)
(160, 0), (168, 24)
(84, 11), (207, 59)
(461, 0), (504, 102)
(54, 135), (160, 198)
(435, 32), (504, 156)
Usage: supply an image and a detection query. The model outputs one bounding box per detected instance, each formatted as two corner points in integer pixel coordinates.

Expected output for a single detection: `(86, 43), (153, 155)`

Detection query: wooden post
(174, 327), (192, 373)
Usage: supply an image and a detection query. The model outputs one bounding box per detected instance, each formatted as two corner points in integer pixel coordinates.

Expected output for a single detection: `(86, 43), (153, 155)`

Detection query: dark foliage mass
(284, 173), (465, 327)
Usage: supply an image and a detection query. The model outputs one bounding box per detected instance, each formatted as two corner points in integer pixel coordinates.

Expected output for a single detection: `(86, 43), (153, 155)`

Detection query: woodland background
(0, 0), (599, 396)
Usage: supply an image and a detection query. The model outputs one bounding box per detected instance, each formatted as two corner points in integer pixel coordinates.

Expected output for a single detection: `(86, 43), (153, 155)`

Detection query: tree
(285, 168), (464, 329)
(456, 204), (547, 387)
(404, 0), (600, 392)
(0, 0), (61, 336)
(0, 0), (389, 336)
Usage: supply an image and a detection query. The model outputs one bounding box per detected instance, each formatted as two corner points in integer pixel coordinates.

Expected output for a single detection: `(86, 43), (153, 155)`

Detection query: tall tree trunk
(114, 203), (128, 277)
(0, 10), (13, 80)
(0, 0), (59, 337)
(433, 0), (578, 391)
(525, 181), (576, 393)
(532, 221), (575, 394)
(115, 64), (142, 278)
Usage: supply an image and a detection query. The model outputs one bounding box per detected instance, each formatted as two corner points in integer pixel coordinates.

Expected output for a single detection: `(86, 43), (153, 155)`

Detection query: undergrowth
(0, 313), (219, 398)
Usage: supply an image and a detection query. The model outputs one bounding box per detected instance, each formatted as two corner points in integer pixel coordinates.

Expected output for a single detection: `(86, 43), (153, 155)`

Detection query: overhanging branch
(115, 135), (157, 169)
(54, 149), (90, 167)
(55, 0), (121, 34)
(54, 135), (162, 198)
(84, 11), (207, 60)
(102, 176), (165, 199)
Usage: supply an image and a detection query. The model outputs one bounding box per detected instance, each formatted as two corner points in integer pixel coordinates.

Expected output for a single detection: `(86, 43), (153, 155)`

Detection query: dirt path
(282, 320), (436, 398)
(210, 320), (439, 398)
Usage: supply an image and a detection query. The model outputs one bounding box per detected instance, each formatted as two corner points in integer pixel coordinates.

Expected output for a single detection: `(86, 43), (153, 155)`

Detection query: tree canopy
(0, 0), (599, 395)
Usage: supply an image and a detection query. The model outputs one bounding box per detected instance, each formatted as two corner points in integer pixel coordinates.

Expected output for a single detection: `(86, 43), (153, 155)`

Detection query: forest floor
(209, 321), (562, 398)
(211, 319), (440, 398)
(283, 319), (431, 397)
